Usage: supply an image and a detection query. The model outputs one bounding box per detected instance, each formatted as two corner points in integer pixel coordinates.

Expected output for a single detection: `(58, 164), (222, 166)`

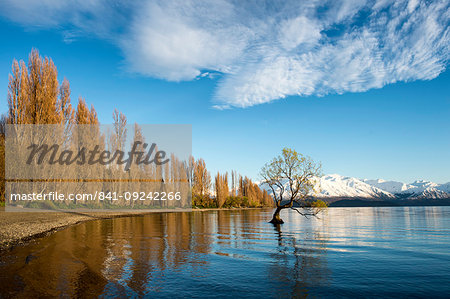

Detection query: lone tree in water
(260, 148), (324, 224)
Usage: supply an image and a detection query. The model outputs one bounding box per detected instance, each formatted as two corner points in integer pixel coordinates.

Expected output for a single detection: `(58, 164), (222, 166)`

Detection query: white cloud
(0, 0), (448, 108)
(278, 16), (322, 51)
(121, 0), (250, 81)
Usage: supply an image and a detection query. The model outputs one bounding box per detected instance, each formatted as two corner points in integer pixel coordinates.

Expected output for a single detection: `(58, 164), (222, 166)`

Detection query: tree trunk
(269, 207), (284, 224)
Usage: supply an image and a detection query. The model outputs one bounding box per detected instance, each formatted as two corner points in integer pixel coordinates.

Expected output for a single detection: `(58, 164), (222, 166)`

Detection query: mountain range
(260, 174), (450, 201)
(316, 174), (450, 200)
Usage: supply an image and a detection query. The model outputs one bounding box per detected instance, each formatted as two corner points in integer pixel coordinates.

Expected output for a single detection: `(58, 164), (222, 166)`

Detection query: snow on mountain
(260, 174), (450, 200)
(408, 180), (439, 191)
(362, 179), (412, 194)
(437, 183), (450, 193)
(260, 174), (395, 199)
(409, 188), (450, 199)
(318, 174), (395, 198)
(364, 179), (450, 199)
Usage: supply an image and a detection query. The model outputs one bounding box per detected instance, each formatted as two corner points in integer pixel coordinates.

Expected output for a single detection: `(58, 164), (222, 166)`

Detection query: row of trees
(190, 162), (273, 208)
(0, 49), (273, 209)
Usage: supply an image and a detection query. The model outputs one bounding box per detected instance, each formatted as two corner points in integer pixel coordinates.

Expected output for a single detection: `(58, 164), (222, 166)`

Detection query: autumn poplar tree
(7, 49), (74, 125)
(192, 158), (211, 197)
(215, 172), (229, 208)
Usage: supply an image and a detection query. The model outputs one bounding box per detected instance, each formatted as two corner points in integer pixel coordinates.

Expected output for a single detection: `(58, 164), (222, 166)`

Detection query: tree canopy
(260, 148), (325, 224)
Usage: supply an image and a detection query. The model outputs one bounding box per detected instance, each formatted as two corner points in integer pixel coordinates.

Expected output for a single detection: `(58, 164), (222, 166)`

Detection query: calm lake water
(1, 207), (449, 298)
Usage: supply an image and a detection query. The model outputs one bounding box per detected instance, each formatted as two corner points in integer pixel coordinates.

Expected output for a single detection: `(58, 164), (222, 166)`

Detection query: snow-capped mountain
(362, 179), (412, 194)
(315, 174), (450, 199)
(317, 174), (395, 198)
(363, 179), (450, 199)
(260, 174), (450, 200)
(438, 183), (450, 193)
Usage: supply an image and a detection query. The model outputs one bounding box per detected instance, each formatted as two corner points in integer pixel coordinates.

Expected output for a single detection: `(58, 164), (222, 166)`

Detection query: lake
(1, 207), (449, 298)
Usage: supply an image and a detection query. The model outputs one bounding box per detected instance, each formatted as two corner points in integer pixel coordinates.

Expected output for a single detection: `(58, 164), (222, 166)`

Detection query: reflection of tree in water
(268, 223), (331, 298)
(0, 210), (329, 297)
(101, 212), (215, 297)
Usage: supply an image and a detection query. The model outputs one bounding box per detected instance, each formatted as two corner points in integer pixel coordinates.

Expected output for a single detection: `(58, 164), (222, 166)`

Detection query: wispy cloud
(1, 0), (449, 108)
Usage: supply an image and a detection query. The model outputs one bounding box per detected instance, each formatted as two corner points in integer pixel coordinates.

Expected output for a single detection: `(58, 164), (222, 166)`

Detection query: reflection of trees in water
(0, 213), (210, 297)
(100, 212), (217, 296)
(268, 222), (331, 298)
(0, 209), (328, 297)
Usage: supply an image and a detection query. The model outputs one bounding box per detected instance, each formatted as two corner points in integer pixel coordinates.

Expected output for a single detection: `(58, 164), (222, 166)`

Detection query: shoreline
(0, 207), (267, 253)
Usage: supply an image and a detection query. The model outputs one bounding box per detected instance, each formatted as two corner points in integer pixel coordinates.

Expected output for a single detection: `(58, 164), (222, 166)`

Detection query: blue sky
(0, 0), (449, 183)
